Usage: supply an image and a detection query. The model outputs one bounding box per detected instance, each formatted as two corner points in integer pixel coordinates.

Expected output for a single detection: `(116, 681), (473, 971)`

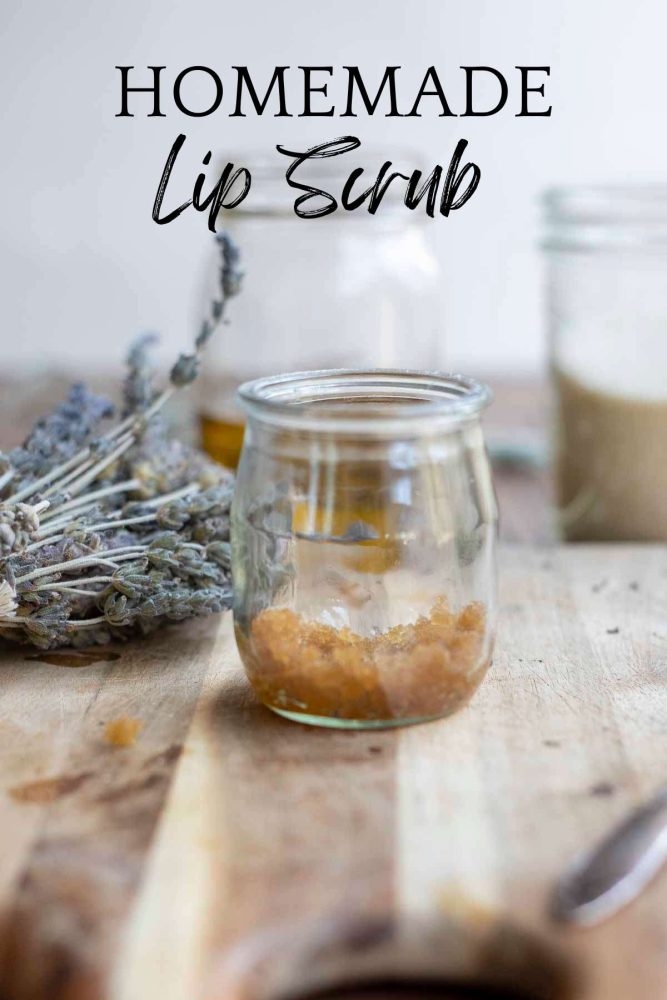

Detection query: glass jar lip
(238, 369), (492, 434)
(543, 184), (667, 251)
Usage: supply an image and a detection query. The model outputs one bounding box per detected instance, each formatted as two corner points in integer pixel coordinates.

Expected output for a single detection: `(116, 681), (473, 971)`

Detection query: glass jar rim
(238, 369), (492, 434)
(543, 184), (667, 251)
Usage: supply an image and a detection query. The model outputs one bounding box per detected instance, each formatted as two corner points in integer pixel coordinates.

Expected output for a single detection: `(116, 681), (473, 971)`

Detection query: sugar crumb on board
(104, 716), (142, 748)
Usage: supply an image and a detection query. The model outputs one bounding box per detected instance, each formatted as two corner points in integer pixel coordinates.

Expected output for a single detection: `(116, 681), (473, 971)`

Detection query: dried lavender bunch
(0, 233), (242, 649)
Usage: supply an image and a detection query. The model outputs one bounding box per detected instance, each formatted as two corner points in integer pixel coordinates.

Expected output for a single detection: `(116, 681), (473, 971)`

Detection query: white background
(1, 0), (666, 377)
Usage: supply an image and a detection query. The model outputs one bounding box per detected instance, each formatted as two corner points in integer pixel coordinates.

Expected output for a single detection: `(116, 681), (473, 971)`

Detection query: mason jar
(197, 152), (442, 469)
(544, 186), (667, 541)
(231, 370), (497, 729)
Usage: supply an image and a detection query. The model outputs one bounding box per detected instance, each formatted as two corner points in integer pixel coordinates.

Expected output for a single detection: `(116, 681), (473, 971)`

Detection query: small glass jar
(231, 370), (497, 729)
(544, 186), (667, 541)
(196, 152), (442, 469)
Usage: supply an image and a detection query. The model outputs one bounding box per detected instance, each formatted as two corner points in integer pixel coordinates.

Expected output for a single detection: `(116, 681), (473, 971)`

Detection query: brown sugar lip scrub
(241, 598), (488, 723)
(230, 370), (498, 729)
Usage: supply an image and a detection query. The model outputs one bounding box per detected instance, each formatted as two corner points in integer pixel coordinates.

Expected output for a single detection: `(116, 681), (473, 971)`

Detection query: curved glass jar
(231, 370), (497, 729)
(197, 153), (442, 469)
(544, 186), (667, 541)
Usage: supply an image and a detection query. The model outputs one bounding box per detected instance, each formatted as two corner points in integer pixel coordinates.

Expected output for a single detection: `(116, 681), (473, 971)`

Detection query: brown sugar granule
(104, 716), (142, 748)
(242, 597), (489, 722)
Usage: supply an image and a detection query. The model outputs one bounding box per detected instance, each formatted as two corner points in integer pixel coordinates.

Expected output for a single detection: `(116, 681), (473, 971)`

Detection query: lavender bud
(170, 354), (200, 388)
(196, 320), (213, 349)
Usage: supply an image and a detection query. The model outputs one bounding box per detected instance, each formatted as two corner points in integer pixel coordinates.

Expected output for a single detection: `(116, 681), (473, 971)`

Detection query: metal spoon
(551, 786), (667, 926)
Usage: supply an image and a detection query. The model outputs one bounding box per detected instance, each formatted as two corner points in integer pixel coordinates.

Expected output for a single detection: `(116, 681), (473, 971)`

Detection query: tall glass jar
(231, 370), (497, 729)
(544, 186), (667, 541)
(197, 153), (441, 468)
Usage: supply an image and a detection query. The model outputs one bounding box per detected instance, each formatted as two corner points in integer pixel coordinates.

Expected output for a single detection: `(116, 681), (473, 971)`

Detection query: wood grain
(0, 619), (219, 1000)
(0, 545), (664, 999)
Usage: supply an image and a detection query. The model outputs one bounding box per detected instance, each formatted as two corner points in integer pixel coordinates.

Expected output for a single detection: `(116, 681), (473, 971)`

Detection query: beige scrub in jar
(544, 186), (667, 541)
(555, 370), (667, 541)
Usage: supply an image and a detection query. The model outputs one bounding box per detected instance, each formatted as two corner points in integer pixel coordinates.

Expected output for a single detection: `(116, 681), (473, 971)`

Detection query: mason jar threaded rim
(238, 369), (492, 435)
(543, 184), (667, 252)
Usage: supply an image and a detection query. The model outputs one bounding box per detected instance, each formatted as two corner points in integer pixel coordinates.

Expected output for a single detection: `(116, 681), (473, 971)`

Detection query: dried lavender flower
(123, 332), (160, 416)
(8, 384), (114, 494)
(218, 231), (243, 300)
(170, 353), (200, 388)
(195, 320), (213, 350)
(0, 231), (243, 649)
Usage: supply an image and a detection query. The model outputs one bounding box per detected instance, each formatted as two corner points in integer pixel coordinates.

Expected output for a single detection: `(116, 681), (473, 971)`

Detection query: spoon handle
(552, 787), (667, 926)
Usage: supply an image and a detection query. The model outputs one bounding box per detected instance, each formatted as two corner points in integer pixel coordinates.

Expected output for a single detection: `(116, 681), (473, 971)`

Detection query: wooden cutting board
(0, 545), (664, 1000)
